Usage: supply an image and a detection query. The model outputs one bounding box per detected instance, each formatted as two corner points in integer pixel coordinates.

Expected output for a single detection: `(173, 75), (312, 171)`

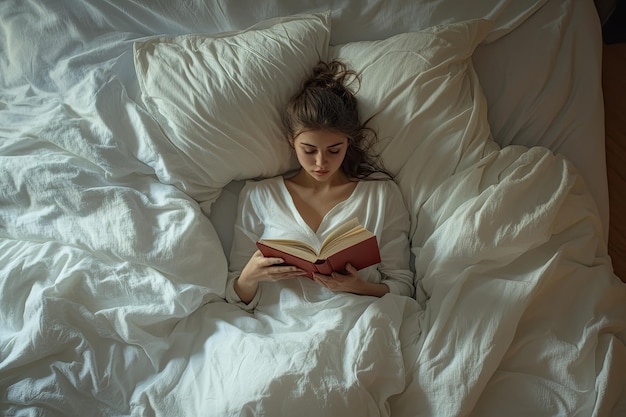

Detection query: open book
(256, 218), (381, 279)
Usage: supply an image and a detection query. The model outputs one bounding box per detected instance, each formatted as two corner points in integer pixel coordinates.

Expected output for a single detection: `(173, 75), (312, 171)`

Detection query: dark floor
(602, 36), (626, 282)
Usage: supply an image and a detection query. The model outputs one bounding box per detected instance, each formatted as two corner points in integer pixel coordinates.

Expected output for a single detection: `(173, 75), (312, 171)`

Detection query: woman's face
(291, 130), (349, 183)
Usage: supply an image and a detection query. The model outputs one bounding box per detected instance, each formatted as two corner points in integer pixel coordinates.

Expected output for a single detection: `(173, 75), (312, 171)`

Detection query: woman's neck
(290, 169), (352, 192)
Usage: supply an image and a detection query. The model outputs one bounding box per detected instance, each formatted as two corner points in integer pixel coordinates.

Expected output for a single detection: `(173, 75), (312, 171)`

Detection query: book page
(319, 218), (374, 258)
(258, 239), (319, 263)
(259, 218), (373, 262)
(321, 218), (361, 245)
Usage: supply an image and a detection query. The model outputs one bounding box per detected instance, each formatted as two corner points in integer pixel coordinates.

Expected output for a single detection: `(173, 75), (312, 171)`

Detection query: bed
(1, 0), (625, 416)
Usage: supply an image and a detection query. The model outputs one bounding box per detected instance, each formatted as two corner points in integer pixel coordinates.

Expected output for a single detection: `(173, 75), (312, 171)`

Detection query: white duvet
(1, 1), (625, 416)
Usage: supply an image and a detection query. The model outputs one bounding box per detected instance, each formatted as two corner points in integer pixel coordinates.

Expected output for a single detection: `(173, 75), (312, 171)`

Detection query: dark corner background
(600, 0), (626, 44)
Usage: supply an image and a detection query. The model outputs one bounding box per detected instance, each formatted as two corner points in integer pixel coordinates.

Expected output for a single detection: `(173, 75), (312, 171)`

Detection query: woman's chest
(261, 183), (381, 241)
(288, 184), (357, 233)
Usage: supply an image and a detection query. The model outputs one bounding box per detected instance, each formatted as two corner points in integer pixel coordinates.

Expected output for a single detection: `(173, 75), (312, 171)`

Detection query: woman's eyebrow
(301, 142), (345, 148)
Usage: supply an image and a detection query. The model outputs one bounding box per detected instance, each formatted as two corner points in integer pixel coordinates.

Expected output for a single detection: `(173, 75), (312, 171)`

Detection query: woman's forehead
(294, 130), (348, 146)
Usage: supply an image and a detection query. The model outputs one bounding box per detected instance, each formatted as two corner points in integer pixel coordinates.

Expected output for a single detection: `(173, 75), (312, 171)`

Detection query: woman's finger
(345, 263), (357, 274)
(263, 257), (286, 266)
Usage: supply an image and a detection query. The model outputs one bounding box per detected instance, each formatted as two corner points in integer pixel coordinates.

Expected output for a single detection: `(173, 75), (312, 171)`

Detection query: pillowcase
(330, 19), (496, 226)
(134, 13), (330, 210)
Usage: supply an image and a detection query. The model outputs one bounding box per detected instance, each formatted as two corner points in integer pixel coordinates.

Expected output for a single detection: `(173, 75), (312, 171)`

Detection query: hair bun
(303, 61), (357, 93)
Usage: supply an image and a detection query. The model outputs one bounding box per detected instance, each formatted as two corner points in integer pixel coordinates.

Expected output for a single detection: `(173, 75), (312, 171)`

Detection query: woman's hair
(282, 60), (392, 180)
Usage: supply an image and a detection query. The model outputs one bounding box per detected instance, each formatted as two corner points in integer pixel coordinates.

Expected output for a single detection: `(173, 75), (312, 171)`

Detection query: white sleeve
(225, 182), (264, 311)
(377, 181), (415, 298)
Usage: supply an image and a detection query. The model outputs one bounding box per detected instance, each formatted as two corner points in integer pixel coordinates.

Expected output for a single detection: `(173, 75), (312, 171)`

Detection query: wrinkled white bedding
(1, 1), (625, 416)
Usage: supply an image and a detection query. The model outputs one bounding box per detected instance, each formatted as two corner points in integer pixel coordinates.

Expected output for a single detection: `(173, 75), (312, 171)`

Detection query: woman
(226, 61), (414, 310)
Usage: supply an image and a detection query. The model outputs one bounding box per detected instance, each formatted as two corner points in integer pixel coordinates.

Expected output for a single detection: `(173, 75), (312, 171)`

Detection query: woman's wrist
(343, 279), (389, 297)
(351, 281), (389, 297)
(234, 276), (259, 304)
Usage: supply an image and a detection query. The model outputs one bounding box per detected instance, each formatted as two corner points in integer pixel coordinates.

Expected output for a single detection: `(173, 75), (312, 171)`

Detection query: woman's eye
(304, 150), (316, 154)
(329, 150), (340, 154)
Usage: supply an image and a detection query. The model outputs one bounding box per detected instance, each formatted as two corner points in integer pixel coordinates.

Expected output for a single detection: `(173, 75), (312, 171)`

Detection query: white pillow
(330, 19), (496, 222)
(134, 13), (330, 209)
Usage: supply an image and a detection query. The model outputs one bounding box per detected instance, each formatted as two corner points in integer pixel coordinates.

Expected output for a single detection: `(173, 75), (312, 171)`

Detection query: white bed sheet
(1, 1), (624, 416)
(474, 0), (609, 238)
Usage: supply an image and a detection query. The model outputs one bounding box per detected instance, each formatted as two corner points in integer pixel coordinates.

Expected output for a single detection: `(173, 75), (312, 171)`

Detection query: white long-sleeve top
(225, 176), (414, 310)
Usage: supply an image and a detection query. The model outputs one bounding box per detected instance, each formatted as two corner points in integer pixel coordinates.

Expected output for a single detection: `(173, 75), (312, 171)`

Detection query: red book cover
(256, 235), (381, 279)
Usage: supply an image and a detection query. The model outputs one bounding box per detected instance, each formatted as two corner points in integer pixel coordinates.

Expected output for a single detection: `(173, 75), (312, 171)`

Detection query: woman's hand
(313, 263), (389, 297)
(234, 250), (308, 303)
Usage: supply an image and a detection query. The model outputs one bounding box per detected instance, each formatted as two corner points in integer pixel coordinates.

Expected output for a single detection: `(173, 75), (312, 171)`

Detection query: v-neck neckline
(280, 176), (361, 236)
